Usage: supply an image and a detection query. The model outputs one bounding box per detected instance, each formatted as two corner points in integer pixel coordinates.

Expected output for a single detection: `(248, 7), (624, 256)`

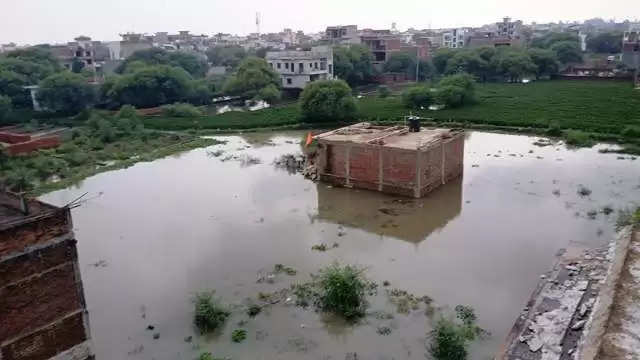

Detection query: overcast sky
(1, 0), (639, 45)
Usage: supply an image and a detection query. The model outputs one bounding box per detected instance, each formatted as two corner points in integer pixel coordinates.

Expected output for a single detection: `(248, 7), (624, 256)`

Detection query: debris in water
(577, 185), (592, 197)
(152, 332), (160, 340)
(376, 326), (392, 335)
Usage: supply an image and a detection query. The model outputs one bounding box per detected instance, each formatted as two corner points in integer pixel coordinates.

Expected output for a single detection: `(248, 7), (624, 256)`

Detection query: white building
(497, 17), (522, 38)
(265, 46), (334, 89)
(442, 28), (469, 48)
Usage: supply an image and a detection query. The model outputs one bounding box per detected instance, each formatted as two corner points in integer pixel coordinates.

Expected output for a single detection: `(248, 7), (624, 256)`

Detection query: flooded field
(41, 131), (640, 360)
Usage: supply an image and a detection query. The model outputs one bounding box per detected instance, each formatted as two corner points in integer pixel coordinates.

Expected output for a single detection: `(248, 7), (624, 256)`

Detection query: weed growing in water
(273, 264), (297, 276)
(311, 243), (328, 251)
(564, 130), (594, 147)
(193, 291), (230, 334)
(198, 352), (226, 360)
(429, 305), (488, 360)
(615, 207), (640, 231)
(247, 304), (261, 317)
(577, 185), (592, 197)
(231, 329), (247, 343)
(602, 206), (614, 215)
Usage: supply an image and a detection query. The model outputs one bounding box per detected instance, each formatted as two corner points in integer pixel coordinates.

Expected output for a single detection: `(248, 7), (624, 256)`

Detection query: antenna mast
(256, 12), (261, 35)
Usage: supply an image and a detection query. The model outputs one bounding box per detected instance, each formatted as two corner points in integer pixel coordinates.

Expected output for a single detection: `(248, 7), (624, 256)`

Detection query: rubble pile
(273, 154), (318, 181)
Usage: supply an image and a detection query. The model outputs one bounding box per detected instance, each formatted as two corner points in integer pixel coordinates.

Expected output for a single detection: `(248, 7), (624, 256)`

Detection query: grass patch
(193, 291), (230, 334)
(231, 329), (247, 343)
(616, 207), (640, 231)
(428, 305), (488, 360)
(273, 264), (297, 276)
(564, 130), (594, 147)
(291, 263), (377, 320)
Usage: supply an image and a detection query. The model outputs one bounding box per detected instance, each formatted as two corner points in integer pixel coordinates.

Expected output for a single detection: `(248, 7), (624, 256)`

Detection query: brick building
(313, 123), (465, 198)
(0, 191), (93, 360)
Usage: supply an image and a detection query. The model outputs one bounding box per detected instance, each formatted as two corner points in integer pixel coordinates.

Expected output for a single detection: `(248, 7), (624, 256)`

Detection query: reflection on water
(316, 179), (462, 243)
(39, 131), (640, 360)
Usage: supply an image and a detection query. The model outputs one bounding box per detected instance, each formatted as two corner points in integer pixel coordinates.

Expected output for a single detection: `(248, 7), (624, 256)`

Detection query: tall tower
(256, 12), (261, 35)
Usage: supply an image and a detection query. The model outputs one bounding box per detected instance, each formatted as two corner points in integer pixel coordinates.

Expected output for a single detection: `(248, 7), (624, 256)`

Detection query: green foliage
(531, 32), (580, 49)
(433, 48), (457, 74)
(333, 45), (376, 86)
(117, 104), (138, 120)
(0, 70), (31, 107)
(231, 329), (247, 343)
(247, 304), (261, 317)
(193, 291), (230, 334)
(436, 73), (476, 107)
(445, 51), (489, 79)
(586, 32), (623, 54)
(384, 52), (416, 74)
(564, 130), (594, 147)
(402, 86), (434, 109)
(117, 48), (208, 77)
(0, 57), (55, 84)
(378, 85), (390, 98)
(528, 48), (559, 79)
(197, 352), (225, 360)
(316, 263), (371, 319)
(550, 41), (583, 64)
(105, 65), (193, 108)
(71, 59), (85, 73)
(206, 46), (247, 68)
(492, 50), (537, 82)
(621, 125), (640, 138)
(37, 72), (95, 114)
(257, 84), (281, 103)
(223, 57), (280, 99)
(299, 79), (357, 123)
(187, 78), (215, 105)
(429, 305), (485, 360)
(161, 103), (203, 117)
(0, 95), (12, 123)
(615, 207), (640, 231)
(429, 318), (469, 360)
(3, 166), (37, 192)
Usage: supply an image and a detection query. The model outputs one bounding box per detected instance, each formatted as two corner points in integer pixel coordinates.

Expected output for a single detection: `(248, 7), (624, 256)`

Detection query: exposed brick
(0, 211), (70, 258)
(382, 149), (416, 185)
(0, 263), (82, 342)
(0, 239), (76, 286)
(1, 312), (87, 360)
(349, 145), (380, 181)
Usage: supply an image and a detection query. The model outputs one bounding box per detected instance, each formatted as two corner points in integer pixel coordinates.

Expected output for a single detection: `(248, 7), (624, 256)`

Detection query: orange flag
(305, 132), (313, 147)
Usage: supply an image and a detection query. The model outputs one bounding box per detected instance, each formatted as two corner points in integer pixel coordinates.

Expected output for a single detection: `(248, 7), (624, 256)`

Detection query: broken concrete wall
(0, 201), (92, 360)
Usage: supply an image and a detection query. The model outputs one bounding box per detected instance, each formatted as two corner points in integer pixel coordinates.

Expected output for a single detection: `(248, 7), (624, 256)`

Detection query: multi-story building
(107, 33), (152, 60)
(622, 28), (640, 69)
(266, 46), (333, 89)
(360, 30), (403, 68)
(442, 28), (469, 48)
(324, 25), (361, 44)
(497, 17), (522, 38)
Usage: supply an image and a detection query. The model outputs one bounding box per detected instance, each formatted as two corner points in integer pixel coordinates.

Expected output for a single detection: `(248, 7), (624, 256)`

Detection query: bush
(621, 125), (640, 138)
(546, 121), (562, 137)
(378, 86), (391, 98)
(231, 329), (247, 343)
(437, 73), (476, 106)
(3, 167), (36, 192)
(402, 86), (434, 109)
(429, 318), (468, 360)
(36, 72), (95, 115)
(257, 84), (281, 103)
(564, 130), (593, 147)
(193, 291), (230, 334)
(117, 104), (138, 119)
(161, 103), (203, 117)
(0, 95), (13, 123)
(317, 264), (371, 319)
(436, 85), (466, 108)
(300, 80), (357, 123)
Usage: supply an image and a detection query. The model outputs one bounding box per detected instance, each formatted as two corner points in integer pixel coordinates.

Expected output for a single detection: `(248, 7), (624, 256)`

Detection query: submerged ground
(41, 131), (639, 360)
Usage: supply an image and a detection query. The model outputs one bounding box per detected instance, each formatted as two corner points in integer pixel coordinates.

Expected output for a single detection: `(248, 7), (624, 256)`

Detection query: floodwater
(41, 131), (640, 360)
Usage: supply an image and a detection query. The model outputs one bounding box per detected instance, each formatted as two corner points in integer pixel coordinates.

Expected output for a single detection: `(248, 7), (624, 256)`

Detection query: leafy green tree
(551, 41), (583, 64)
(586, 32), (623, 53)
(105, 65), (193, 108)
(0, 57), (55, 84)
(187, 78), (215, 105)
(531, 32), (579, 49)
(445, 51), (490, 80)
(527, 48), (559, 79)
(402, 86), (434, 109)
(384, 52), (415, 74)
(299, 79), (357, 123)
(492, 51), (537, 82)
(0, 95), (12, 123)
(432, 48), (457, 74)
(5, 47), (61, 73)
(0, 70), (30, 107)
(222, 57), (280, 99)
(437, 73), (476, 106)
(71, 59), (85, 73)
(333, 45), (376, 86)
(206, 46), (247, 68)
(37, 72), (95, 114)
(257, 84), (281, 103)
(116, 48), (208, 78)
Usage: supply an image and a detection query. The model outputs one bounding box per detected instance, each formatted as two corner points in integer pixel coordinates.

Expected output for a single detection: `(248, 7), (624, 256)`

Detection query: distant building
(496, 17), (522, 38)
(265, 46), (333, 89)
(360, 30), (403, 69)
(107, 33), (153, 60)
(0, 42), (18, 53)
(622, 29), (640, 69)
(442, 28), (469, 48)
(324, 25), (361, 44)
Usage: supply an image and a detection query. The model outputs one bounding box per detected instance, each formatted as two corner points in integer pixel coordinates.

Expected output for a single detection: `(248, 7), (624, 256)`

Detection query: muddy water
(41, 131), (640, 360)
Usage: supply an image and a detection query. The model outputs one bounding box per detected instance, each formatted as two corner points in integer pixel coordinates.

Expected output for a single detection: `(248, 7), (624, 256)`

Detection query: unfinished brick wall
(0, 196), (92, 360)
